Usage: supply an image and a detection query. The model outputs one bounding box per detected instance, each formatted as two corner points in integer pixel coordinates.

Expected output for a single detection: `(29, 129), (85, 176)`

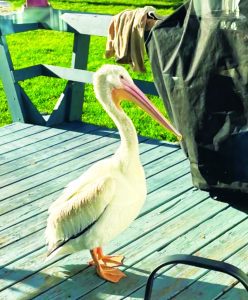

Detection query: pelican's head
(93, 64), (182, 140)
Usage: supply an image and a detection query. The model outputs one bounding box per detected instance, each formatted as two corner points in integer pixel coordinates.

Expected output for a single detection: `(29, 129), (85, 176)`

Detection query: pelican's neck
(114, 109), (139, 160)
(100, 89), (140, 163)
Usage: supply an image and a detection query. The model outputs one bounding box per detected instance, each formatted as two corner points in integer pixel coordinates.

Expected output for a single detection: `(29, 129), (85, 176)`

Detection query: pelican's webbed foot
(89, 247), (124, 267)
(89, 247), (126, 283)
(96, 264), (126, 283)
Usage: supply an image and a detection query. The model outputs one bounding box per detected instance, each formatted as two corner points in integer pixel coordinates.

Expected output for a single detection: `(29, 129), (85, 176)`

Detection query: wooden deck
(0, 122), (247, 300)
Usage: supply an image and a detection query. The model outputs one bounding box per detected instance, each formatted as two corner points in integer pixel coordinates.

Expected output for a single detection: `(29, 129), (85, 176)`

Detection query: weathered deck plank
(0, 125), (50, 146)
(134, 221), (247, 300)
(0, 158), (190, 249)
(0, 122), (247, 300)
(173, 245), (248, 299)
(0, 123), (96, 163)
(0, 123), (33, 137)
(0, 140), (178, 212)
(217, 282), (248, 299)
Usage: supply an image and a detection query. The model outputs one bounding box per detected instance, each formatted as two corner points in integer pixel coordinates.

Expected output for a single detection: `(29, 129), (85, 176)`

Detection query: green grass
(0, 0), (183, 141)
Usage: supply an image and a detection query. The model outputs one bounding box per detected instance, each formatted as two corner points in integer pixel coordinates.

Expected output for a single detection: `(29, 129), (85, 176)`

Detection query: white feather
(45, 65), (161, 260)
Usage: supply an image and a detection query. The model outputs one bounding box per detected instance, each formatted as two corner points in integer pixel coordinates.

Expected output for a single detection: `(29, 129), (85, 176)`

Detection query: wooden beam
(42, 64), (93, 83)
(134, 79), (158, 96)
(13, 65), (44, 82)
(61, 13), (112, 37)
(0, 19), (39, 35)
(0, 35), (25, 123)
(20, 87), (46, 125)
(13, 64), (158, 96)
(69, 33), (90, 122)
(46, 82), (72, 126)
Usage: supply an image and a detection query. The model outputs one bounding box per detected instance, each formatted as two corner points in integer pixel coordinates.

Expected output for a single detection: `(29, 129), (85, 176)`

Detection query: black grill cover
(146, 0), (248, 199)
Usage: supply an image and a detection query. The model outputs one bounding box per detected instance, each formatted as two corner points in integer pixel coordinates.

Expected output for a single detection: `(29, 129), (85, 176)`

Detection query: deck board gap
(146, 158), (188, 179)
(0, 123), (34, 137)
(0, 139), (119, 189)
(121, 218), (248, 300)
(32, 265), (90, 300)
(0, 123), (107, 160)
(0, 129), (83, 162)
(1, 241), (45, 269)
(1, 199), (246, 298)
(214, 275), (248, 300)
(155, 202), (234, 253)
(0, 249), (69, 293)
(111, 196), (210, 257)
(75, 206), (229, 300)
(0, 131), (67, 159)
(0, 137), (152, 200)
(143, 148), (180, 167)
(0, 208), (49, 233)
(0, 227), (44, 251)
(0, 130), (119, 178)
(0, 150), (121, 202)
(0, 188), (62, 217)
(168, 240), (248, 300)
(0, 123), (246, 299)
(0, 138), (161, 217)
(148, 170), (190, 196)
(0, 185), (195, 248)
(0, 127), (51, 146)
(140, 186), (193, 218)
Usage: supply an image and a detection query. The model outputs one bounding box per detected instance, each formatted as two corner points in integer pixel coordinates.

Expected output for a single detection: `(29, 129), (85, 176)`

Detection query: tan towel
(105, 6), (158, 72)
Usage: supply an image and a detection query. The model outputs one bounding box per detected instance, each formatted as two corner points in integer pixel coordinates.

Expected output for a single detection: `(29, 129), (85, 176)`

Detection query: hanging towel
(106, 6), (160, 72)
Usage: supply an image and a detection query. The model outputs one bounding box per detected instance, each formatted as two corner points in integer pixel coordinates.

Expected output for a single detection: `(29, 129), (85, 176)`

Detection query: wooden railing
(0, 7), (158, 126)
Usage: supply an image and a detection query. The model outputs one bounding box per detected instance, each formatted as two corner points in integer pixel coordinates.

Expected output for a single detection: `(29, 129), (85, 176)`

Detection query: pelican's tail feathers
(45, 243), (72, 262)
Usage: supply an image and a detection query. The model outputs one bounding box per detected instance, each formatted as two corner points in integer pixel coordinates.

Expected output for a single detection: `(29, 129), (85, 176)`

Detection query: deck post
(0, 34), (26, 123)
(0, 31), (45, 125)
(69, 33), (90, 121)
(46, 33), (90, 126)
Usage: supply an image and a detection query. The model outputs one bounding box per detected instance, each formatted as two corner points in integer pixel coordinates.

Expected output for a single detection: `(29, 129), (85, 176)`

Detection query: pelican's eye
(120, 75), (124, 80)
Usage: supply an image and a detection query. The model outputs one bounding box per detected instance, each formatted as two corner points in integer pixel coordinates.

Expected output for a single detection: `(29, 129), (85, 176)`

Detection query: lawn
(0, 0), (183, 141)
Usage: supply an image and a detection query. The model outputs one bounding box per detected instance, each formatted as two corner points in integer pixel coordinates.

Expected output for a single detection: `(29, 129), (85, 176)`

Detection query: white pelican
(45, 64), (182, 283)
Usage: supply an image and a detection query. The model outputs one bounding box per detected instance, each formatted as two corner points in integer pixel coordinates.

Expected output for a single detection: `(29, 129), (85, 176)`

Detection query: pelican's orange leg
(88, 247), (124, 267)
(90, 248), (126, 283)
(97, 247), (124, 267)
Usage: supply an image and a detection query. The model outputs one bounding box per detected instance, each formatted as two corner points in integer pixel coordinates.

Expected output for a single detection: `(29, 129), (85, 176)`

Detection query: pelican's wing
(45, 175), (115, 254)
(48, 160), (112, 213)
